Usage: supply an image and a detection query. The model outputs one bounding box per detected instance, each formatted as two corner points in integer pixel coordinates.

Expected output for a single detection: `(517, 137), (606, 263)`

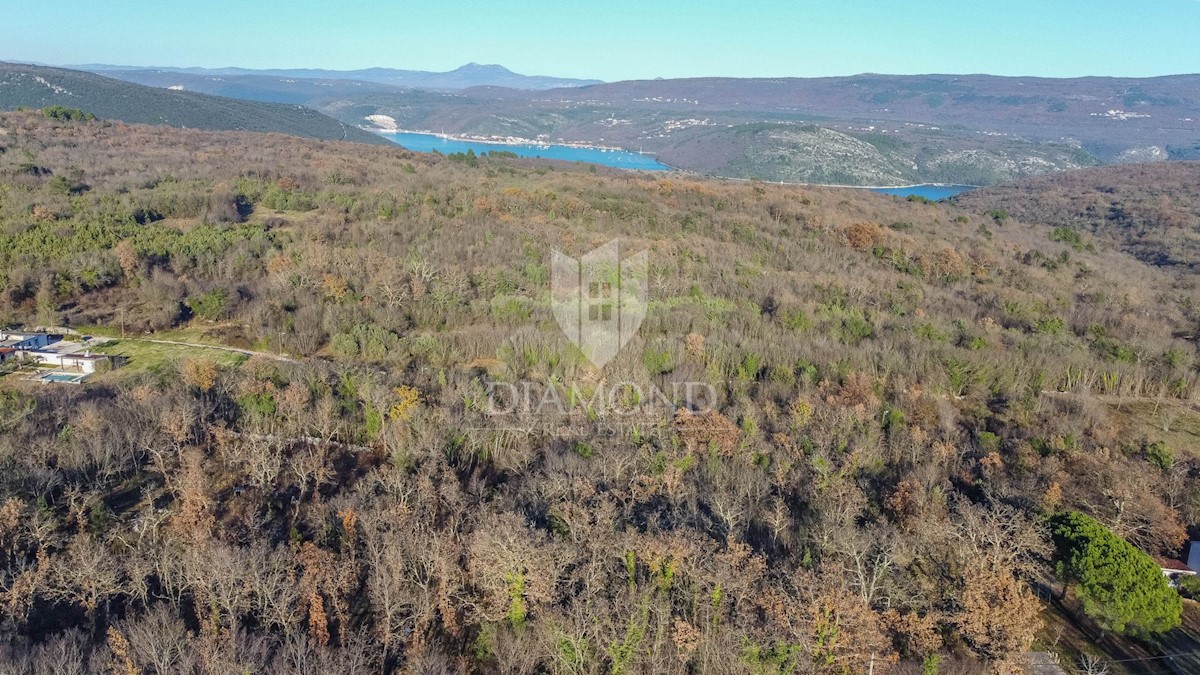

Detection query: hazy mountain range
(78, 62), (602, 91)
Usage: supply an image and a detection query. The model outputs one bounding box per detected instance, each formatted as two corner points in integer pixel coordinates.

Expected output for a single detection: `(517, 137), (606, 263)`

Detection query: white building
(0, 331), (52, 350)
(0, 330), (111, 377)
(25, 350), (109, 374)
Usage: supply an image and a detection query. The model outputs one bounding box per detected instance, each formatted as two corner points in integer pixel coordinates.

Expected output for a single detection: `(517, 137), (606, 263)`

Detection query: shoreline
(366, 126), (641, 154)
(687, 171), (980, 191)
(366, 126), (973, 191)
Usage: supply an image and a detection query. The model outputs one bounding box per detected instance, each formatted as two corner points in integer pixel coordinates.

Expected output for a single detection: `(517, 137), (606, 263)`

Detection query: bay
(378, 131), (671, 171)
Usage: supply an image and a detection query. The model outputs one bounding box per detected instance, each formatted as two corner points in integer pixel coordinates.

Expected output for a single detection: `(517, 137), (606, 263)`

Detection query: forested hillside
(0, 111), (1198, 673)
(0, 63), (389, 145)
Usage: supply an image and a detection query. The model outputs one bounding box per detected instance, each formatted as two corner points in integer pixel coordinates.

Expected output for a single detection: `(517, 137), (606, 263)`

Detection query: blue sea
(871, 184), (976, 200)
(378, 131), (975, 199)
(378, 131), (671, 171)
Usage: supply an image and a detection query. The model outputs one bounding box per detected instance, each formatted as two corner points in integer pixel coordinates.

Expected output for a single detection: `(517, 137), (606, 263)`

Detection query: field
(90, 337), (250, 374)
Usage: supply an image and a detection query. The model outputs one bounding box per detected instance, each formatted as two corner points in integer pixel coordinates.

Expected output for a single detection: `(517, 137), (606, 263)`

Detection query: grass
(74, 322), (250, 345)
(91, 338), (248, 374)
(1106, 400), (1200, 461)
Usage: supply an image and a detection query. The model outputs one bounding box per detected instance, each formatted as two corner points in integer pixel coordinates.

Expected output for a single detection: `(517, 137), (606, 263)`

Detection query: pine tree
(1050, 512), (1181, 636)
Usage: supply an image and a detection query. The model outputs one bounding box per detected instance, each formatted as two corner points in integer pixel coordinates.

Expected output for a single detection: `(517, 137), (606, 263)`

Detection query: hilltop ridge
(0, 62), (390, 145)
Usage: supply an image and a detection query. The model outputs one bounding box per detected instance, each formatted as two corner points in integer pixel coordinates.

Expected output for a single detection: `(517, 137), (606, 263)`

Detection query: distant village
(0, 330), (114, 384)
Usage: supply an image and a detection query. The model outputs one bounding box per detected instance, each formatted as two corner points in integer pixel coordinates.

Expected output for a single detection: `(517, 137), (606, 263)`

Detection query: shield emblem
(552, 240), (648, 367)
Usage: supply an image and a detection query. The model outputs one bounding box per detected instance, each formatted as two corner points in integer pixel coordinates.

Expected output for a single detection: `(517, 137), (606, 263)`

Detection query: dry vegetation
(0, 111), (1197, 673)
(957, 162), (1200, 272)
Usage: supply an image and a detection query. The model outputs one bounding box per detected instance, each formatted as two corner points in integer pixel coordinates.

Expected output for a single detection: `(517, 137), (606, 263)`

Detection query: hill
(79, 67), (1200, 186)
(0, 62), (390, 145)
(61, 69), (409, 106)
(538, 73), (1200, 154)
(0, 112), (1198, 673)
(81, 61), (603, 91)
(324, 73), (1200, 185)
(956, 161), (1200, 272)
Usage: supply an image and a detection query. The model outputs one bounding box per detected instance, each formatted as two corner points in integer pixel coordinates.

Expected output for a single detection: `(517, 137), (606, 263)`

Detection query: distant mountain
(0, 63), (389, 145)
(80, 62), (602, 91)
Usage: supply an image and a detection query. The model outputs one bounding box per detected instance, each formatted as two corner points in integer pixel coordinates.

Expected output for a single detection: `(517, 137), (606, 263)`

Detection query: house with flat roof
(26, 350), (110, 374)
(0, 331), (51, 350)
(0, 330), (113, 380)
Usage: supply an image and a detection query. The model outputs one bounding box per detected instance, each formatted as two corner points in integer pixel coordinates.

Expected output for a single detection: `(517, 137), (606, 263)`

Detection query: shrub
(1143, 441), (1173, 472)
(187, 287), (230, 321)
(977, 431), (1002, 453)
(237, 392), (278, 421)
(1034, 317), (1065, 336)
(389, 385), (421, 421)
(1049, 226), (1094, 252)
(331, 323), (401, 361)
(42, 105), (95, 122)
(1178, 575), (1200, 600)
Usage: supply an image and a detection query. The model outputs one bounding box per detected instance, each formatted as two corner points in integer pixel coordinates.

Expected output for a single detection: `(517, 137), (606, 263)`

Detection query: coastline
(367, 126), (969, 191)
(367, 126), (639, 154)
(698, 173), (980, 190)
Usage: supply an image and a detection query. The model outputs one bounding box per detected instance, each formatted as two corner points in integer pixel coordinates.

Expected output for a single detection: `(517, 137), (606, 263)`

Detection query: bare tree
(1078, 654), (1111, 675)
(47, 537), (128, 622)
(122, 604), (191, 675)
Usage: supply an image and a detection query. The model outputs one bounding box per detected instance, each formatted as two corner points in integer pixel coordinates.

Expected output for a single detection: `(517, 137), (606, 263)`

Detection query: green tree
(1050, 512), (1181, 636)
(187, 287), (229, 321)
(42, 105), (96, 122)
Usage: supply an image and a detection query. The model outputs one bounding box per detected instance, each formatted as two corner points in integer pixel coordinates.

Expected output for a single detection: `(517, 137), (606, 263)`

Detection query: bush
(42, 105), (95, 122)
(1050, 226), (1095, 252)
(1143, 441), (1173, 472)
(187, 287), (230, 321)
(1034, 317), (1065, 336)
(780, 308), (813, 331)
(1178, 575), (1200, 600)
(331, 323), (401, 361)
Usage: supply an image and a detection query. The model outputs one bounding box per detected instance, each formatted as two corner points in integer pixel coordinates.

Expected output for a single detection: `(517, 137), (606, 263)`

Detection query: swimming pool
(40, 372), (84, 384)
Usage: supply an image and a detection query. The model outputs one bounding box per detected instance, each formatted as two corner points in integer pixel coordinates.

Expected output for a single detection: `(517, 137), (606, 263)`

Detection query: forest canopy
(0, 111), (1197, 674)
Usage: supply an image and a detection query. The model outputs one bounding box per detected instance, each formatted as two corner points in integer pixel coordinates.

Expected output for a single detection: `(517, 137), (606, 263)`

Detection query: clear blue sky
(5, 0), (1199, 80)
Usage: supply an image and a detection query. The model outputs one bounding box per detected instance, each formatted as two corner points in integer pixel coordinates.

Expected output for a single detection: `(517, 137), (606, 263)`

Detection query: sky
(4, 0), (1200, 81)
